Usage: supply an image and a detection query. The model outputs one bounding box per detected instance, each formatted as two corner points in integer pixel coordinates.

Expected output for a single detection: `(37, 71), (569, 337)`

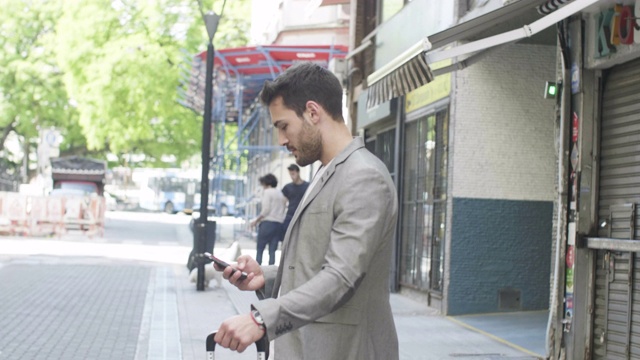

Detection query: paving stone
(0, 263), (149, 360)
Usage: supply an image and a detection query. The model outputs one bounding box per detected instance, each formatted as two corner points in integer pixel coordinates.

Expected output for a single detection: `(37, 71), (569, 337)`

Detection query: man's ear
(305, 101), (322, 124)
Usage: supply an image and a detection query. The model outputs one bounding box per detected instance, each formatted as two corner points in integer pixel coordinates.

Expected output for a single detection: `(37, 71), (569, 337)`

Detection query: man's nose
(278, 131), (288, 146)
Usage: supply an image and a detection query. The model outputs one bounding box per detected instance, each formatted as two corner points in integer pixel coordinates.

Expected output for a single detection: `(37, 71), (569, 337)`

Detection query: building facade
(561, 1), (640, 358)
(349, 0), (640, 357)
(349, 0), (559, 315)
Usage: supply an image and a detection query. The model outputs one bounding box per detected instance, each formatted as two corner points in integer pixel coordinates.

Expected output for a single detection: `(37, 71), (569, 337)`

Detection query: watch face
(253, 310), (264, 324)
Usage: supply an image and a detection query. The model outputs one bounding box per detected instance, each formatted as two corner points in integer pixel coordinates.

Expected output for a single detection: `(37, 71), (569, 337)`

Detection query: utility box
(187, 219), (216, 271)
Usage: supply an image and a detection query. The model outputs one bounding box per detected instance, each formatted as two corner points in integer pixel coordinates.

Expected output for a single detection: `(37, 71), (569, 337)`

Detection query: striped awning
(366, 51), (433, 109)
(365, 0), (597, 108)
(364, 0), (548, 108)
(537, 0), (573, 14)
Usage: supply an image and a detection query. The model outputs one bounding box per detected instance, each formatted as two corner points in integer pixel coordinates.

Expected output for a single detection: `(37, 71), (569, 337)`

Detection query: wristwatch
(251, 309), (265, 330)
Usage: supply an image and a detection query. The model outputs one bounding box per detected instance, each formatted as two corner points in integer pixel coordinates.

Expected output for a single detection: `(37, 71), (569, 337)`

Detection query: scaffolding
(179, 44), (347, 227)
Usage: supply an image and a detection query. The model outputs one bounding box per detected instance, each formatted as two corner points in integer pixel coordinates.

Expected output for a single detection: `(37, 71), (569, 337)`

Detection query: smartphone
(203, 252), (248, 280)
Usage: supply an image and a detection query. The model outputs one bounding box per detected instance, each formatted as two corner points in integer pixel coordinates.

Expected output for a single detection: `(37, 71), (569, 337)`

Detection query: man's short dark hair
(259, 173), (278, 188)
(287, 164), (300, 172)
(259, 62), (344, 122)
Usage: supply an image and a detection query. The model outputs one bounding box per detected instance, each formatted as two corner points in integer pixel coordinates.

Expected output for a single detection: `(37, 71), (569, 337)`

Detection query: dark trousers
(282, 218), (292, 238)
(256, 221), (282, 265)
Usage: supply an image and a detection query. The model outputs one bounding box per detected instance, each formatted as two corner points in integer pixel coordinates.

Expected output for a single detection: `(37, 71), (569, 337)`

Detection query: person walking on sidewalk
(250, 173), (287, 265)
(281, 164), (308, 236)
(214, 62), (399, 359)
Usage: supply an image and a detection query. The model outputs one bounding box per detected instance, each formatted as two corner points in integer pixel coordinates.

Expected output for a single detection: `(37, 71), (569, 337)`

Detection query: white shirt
(259, 187), (287, 223)
(301, 159), (334, 207)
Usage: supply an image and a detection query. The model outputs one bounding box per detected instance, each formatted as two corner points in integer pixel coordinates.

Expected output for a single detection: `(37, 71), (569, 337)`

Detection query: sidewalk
(0, 214), (546, 360)
(181, 219), (545, 360)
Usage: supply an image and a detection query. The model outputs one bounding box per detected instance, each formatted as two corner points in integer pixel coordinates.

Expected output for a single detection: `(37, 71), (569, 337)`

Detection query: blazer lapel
(274, 137), (366, 296)
(288, 137), (365, 229)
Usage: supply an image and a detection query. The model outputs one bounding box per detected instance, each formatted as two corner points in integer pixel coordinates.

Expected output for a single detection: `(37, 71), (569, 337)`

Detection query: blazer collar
(294, 137), (364, 219)
(275, 137), (365, 294)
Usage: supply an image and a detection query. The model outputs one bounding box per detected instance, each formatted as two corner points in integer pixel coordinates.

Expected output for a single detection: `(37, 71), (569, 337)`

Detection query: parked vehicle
(189, 172), (246, 216)
(135, 170), (198, 214)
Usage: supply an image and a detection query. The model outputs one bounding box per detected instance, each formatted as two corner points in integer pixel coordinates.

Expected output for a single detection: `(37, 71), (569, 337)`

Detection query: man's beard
(294, 120), (322, 167)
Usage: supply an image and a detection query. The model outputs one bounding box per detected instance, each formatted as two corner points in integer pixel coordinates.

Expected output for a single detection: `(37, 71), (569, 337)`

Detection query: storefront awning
(181, 45), (348, 122)
(366, 0), (599, 108)
(366, 41), (433, 108)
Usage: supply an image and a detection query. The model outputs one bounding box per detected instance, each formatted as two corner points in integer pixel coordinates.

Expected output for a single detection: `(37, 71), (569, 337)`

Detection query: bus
(191, 172), (246, 216)
(135, 169), (199, 214)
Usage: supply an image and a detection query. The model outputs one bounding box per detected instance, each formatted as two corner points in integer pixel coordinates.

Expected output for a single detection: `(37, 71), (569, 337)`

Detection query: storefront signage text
(405, 60), (452, 114)
(596, 3), (640, 58)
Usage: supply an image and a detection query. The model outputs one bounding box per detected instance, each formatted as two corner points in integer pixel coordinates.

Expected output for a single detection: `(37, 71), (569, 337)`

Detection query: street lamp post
(195, 12), (220, 291)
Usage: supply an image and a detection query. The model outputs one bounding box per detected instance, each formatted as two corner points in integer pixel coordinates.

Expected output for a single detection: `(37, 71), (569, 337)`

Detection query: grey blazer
(253, 137), (399, 360)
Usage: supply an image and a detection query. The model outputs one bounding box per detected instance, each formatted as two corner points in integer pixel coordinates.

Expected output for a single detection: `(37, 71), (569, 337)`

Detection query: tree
(55, 0), (201, 166)
(0, 0), (252, 172)
(187, 0), (251, 51)
(0, 0), (81, 160)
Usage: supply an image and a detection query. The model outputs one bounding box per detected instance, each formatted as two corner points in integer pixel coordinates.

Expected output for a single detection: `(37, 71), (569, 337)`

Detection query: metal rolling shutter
(592, 58), (640, 360)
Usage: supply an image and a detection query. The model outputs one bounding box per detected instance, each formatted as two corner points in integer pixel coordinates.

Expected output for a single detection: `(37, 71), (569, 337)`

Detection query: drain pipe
(545, 20), (571, 360)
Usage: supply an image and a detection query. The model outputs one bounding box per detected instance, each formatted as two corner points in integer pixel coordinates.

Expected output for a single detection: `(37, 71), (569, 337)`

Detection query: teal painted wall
(448, 197), (553, 315)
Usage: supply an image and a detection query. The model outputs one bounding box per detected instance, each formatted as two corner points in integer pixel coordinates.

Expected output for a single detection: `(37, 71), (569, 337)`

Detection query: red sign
(566, 245), (575, 268)
(572, 112), (579, 143)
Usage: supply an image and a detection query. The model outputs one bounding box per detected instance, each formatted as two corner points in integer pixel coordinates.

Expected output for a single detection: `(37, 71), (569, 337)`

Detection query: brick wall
(451, 43), (556, 201)
(448, 198), (553, 315)
(446, 43), (556, 315)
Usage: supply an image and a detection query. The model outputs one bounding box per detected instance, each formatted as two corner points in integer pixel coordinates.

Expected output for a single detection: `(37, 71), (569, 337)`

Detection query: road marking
(447, 316), (543, 359)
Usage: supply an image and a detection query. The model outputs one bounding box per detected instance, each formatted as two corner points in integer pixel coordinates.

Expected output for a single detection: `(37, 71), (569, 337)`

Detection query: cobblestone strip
(134, 268), (155, 360)
(147, 266), (182, 360)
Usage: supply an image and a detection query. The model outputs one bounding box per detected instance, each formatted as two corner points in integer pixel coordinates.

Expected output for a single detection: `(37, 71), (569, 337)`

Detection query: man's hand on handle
(214, 314), (265, 353)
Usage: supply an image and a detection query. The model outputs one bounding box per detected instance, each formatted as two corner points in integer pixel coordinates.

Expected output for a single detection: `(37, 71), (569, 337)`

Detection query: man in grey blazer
(214, 62), (399, 359)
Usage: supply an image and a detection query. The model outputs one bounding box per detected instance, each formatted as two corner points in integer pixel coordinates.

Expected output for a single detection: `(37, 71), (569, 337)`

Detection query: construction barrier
(0, 192), (105, 237)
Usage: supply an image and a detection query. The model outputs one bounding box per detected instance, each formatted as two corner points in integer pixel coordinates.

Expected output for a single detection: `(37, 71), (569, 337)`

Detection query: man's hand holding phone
(205, 253), (265, 291)
(205, 252), (248, 280)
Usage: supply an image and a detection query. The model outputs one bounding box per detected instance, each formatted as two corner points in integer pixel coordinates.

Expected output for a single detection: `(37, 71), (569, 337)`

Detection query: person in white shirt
(250, 173), (287, 265)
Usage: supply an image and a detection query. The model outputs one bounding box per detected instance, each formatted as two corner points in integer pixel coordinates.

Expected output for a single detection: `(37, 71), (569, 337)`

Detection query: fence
(0, 192), (105, 237)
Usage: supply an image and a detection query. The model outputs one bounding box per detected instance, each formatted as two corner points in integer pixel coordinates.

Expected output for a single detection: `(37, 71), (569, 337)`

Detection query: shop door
(591, 58), (640, 359)
(400, 109), (448, 292)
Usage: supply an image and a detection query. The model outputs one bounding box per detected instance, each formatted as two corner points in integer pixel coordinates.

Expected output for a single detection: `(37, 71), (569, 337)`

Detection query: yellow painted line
(446, 316), (544, 359)
(454, 310), (548, 318)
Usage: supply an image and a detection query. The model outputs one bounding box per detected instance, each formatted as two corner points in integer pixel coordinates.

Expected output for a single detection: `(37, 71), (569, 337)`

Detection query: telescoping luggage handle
(206, 332), (269, 360)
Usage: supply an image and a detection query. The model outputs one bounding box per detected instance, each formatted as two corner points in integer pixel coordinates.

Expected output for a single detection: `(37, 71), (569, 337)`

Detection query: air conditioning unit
(337, 4), (350, 21)
(328, 58), (347, 87)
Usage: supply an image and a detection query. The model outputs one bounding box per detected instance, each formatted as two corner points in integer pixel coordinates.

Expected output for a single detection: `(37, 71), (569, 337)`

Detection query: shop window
(365, 137), (376, 154)
(400, 109), (448, 292)
(375, 128), (396, 175)
(366, 127), (396, 178)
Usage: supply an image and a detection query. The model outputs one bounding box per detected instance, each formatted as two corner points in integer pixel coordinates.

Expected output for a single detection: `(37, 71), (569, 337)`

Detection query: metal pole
(196, 40), (214, 291)
(195, 12), (220, 291)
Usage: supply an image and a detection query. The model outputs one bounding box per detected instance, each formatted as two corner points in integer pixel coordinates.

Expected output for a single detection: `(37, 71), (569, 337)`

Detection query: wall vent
(498, 288), (521, 311)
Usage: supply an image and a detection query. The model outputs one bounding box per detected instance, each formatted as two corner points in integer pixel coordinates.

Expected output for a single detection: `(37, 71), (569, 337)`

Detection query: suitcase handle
(206, 331), (269, 359)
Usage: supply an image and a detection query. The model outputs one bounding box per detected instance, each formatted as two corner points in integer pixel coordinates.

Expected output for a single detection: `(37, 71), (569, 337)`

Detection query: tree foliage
(0, 0), (251, 170)
(0, 0), (80, 157)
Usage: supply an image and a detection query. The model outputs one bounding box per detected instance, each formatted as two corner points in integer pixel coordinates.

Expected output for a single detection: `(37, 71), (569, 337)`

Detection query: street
(0, 211), (258, 360)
